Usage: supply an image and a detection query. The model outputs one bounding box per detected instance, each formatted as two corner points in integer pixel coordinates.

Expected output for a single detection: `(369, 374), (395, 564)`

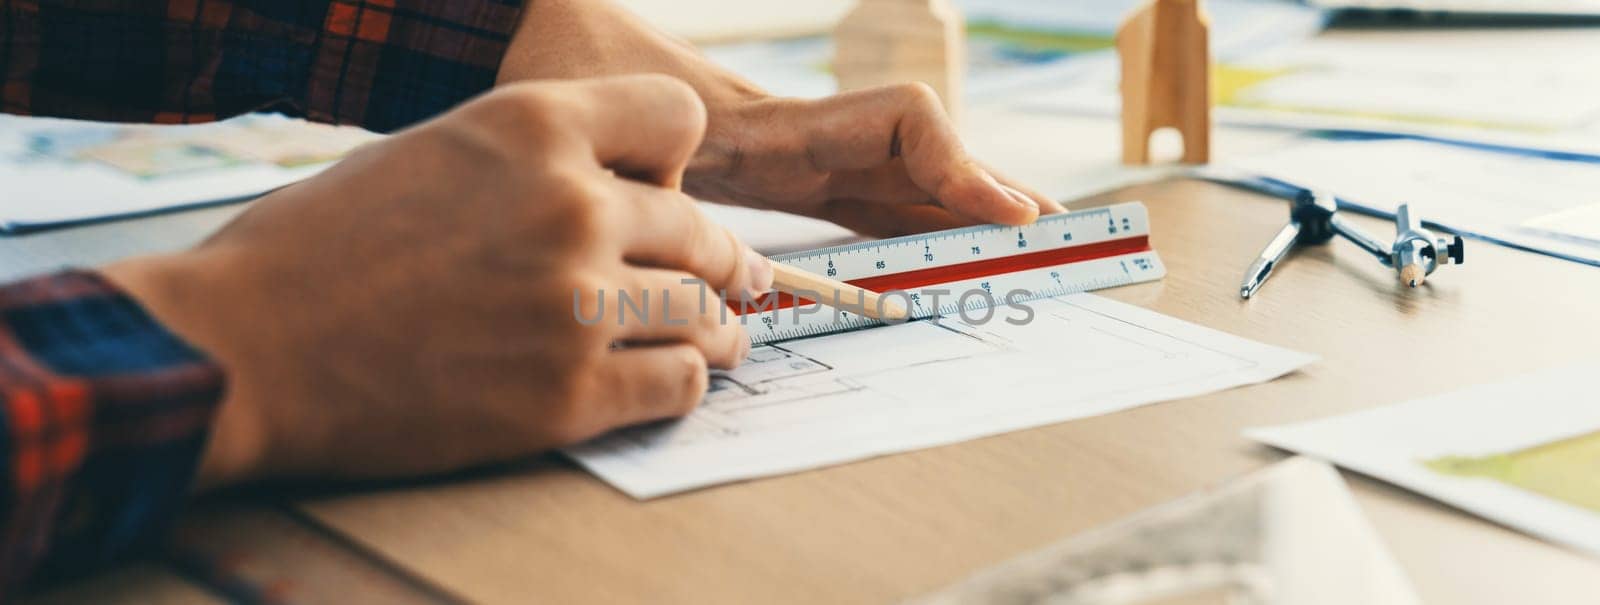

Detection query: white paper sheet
(914, 458), (1419, 605)
(1220, 137), (1600, 265)
(567, 294), (1315, 498)
(1523, 203), (1600, 247)
(1247, 362), (1600, 558)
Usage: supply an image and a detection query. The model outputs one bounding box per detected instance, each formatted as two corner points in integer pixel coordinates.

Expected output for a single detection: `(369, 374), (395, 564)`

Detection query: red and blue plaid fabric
(0, 271), (224, 596)
(2, 0), (522, 132)
(1, 0), (526, 593)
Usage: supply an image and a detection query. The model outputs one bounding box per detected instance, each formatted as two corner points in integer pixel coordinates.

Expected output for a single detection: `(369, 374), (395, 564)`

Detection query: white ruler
(737, 201), (1165, 344)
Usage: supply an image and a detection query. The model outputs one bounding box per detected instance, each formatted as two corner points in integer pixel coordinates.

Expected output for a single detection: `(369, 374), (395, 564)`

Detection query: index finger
(614, 180), (773, 298)
(799, 83), (1041, 225)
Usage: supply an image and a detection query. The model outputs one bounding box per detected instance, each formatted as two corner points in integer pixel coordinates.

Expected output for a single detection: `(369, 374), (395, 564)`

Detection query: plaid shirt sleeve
(0, 270), (224, 596)
(1, 0), (524, 132)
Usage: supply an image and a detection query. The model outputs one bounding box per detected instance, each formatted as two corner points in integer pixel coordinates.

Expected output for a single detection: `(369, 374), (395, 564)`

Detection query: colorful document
(1248, 362), (1600, 558)
(1020, 33), (1600, 155)
(702, 0), (1324, 100)
(1, 114), (377, 233)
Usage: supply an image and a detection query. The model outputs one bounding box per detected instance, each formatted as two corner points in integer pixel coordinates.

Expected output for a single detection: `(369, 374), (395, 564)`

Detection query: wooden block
(833, 0), (966, 121)
(1117, 0), (1212, 165)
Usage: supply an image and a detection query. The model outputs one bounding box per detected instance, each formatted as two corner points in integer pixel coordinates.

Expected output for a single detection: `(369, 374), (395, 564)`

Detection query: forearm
(1, 0), (522, 132)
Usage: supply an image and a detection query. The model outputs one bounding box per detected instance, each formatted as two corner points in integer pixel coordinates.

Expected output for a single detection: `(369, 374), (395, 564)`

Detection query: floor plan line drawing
(568, 293), (1315, 499)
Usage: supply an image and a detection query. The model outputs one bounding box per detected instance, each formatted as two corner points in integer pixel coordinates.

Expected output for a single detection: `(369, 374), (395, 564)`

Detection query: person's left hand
(682, 83), (1066, 237)
(498, 0), (1066, 237)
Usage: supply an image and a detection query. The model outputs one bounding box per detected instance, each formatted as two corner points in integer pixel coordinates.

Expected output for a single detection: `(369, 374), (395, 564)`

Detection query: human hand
(498, 0), (1064, 238)
(103, 76), (771, 489)
(683, 85), (1067, 237)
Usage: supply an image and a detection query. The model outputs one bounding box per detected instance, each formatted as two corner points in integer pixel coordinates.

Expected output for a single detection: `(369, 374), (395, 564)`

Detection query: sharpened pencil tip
(1399, 264), (1425, 288)
(876, 300), (910, 322)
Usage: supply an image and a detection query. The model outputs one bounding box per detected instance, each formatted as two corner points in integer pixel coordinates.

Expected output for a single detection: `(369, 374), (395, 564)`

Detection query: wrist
(102, 249), (267, 491)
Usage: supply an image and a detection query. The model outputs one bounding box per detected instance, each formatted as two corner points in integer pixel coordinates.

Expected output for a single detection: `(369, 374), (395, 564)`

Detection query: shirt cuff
(0, 270), (225, 590)
(305, 0), (525, 132)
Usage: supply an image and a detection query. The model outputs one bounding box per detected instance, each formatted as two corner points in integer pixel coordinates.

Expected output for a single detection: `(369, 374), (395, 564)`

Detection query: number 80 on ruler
(740, 201), (1166, 344)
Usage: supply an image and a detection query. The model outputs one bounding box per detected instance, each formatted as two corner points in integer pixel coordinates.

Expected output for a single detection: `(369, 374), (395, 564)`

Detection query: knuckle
(701, 323), (747, 370)
(892, 81), (943, 111)
(483, 84), (574, 142)
(680, 210), (715, 261)
(668, 348), (710, 414)
(685, 220), (741, 289)
(563, 271), (611, 301)
(613, 74), (707, 146)
(660, 81), (709, 145)
(632, 74), (705, 116)
(538, 174), (615, 244)
(692, 296), (723, 331)
(440, 87), (574, 173)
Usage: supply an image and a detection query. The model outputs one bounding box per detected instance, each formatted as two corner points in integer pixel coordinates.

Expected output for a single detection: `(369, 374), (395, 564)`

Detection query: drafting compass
(1240, 190), (1465, 299)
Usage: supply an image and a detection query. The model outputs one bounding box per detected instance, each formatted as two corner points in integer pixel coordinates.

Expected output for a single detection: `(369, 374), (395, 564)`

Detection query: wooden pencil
(768, 263), (910, 322)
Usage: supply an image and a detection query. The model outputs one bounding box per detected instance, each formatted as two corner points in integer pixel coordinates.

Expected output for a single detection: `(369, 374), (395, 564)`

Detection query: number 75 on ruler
(742, 201), (1165, 344)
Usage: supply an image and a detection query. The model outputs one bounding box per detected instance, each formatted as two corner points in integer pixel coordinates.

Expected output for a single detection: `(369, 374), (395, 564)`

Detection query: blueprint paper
(568, 294), (1315, 499)
(1248, 362), (1600, 558)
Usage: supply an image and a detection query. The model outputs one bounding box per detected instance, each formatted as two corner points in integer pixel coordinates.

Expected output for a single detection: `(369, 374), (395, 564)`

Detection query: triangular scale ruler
(738, 201), (1165, 345)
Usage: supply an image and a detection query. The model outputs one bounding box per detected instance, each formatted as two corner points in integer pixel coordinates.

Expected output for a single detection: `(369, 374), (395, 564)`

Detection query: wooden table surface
(14, 86), (1600, 605)
(248, 178), (1595, 605)
(31, 177), (1600, 604)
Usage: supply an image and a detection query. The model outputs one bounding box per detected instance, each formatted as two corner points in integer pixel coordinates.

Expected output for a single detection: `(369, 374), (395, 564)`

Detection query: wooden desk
(27, 175), (1600, 604)
(13, 17), (1600, 591)
(273, 179), (1600, 605)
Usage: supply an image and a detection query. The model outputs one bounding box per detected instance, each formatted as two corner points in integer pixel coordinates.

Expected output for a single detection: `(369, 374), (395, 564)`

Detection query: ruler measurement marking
(747, 251), (1165, 345)
(742, 235), (1149, 314)
(745, 203), (1160, 345)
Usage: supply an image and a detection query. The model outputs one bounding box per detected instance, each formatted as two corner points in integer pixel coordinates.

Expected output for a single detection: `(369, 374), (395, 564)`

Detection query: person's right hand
(101, 75), (773, 489)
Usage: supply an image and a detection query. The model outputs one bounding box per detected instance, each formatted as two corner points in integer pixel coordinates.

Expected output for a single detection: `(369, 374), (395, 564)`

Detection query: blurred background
(623, 0), (1600, 151)
(5, 0), (1598, 265)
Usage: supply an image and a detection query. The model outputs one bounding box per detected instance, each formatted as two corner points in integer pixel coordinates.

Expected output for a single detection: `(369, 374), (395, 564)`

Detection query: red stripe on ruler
(735, 235), (1150, 314)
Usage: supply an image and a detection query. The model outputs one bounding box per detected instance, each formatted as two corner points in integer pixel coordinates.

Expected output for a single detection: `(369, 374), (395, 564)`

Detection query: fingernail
(744, 247), (774, 296)
(1000, 184), (1038, 211)
(737, 336), (752, 361)
(982, 170), (1034, 211)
